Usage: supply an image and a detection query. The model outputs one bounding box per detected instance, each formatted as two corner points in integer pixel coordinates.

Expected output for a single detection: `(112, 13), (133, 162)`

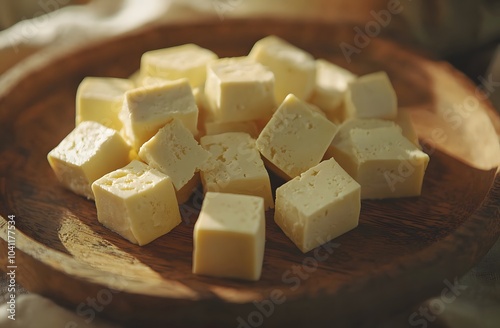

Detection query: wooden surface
(0, 19), (499, 328)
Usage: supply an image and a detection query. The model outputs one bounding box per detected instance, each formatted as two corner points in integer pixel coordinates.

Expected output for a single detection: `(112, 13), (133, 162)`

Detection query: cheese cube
(200, 132), (274, 209)
(249, 35), (316, 103)
(141, 44), (218, 88)
(275, 158), (360, 253)
(138, 119), (211, 191)
(204, 57), (275, 123)
(193, 192), (265, 281)
(309, 59), (357, 122)
(120, 79), (199, 150)
(76, 77), (134, 131)
(92, 160), (181, 246)
(47, 121), (131, 199)
(256, 94), (338, 179)
(325, 118), (397, 160)
(345, 71), (397, 120)
(136, 75), (171, 88)
(332, 126), (429, 199)
(204, 120), (260, 138)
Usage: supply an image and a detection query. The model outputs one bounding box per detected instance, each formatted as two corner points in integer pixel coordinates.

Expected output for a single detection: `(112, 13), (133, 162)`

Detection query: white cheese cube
(309, 59), (357, 122)
(331, 125), (429, 199)
(275, 158), (360, 253)
(47, 121), (131, 199)
(193, 192), (265, 281)
(120, 79), (199, 150)
(256, 94), (338, 179)
(138, 119), (211, 191)
(345, 71), (397, 120)
(325, 118), (397, 160)
(249, 35), (316, 103)
(92, 160), (181, 246)
(141, 44), (218, 88)
(76, 77), (134, 131)
(200, 132), (274, 209)
(204, 57), (275, 123)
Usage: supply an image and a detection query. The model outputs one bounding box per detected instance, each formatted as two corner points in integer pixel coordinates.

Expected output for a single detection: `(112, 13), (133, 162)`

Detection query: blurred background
(0, 1), (499, 327)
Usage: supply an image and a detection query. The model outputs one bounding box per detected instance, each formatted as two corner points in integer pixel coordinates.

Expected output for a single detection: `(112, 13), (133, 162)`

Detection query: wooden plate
(1, 20), (499, 327)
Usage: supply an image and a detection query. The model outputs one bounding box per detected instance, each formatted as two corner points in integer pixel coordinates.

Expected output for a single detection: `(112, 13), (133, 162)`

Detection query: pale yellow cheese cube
(138, 119), (211, 191)
(332, 126), (429, 199)
(193, 192), (265, 281)
(309, 59), (357, 122)
(204, 57), (275, 123)
(256, 94), (338, 179)
(325, 118), (397, 160)
(141, 44), (218, 88)
(92, 160), (181, 246)
(120, 79), (199, 150)
(47, 121), (131, 199)
(345, 71), (397, 120)
(76, 77), (134, 131)
(204, 120), (260, 138)
(200, 132), (274, 209)
(275, 158), (360, 253)
(249, 35), (316, 103)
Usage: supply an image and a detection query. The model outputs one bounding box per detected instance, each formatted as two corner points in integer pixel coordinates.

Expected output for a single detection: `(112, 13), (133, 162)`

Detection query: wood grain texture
(0, 19), (499, 328)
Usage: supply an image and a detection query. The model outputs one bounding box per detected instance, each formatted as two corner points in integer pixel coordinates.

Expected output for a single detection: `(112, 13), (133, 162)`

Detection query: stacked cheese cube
(47, 36), (429, 282)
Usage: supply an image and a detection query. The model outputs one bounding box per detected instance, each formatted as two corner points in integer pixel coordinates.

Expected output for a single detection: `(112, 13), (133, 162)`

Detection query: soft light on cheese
(200, 132), (274, 209)
(345, 71), (397, 120)
(274, 158), (360, 253)
(76, 77), (134, 131)
(309, 59), (357, 123)
(47, 121), (131, 199)
(92, 160), (181, 246)
(331, 125), (429, 199)
(141, 43), (217, 88)
(120, 78), (199, 150)
(204, 57), (275, 123)
(138, 119), (211, 191)
(256, 94), (338, 179)
(249, 35), (316, 103)
(193, 192), (265, 281)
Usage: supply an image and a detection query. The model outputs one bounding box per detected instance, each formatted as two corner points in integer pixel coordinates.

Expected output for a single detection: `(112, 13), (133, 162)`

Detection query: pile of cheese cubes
(47, 36), (429, 281)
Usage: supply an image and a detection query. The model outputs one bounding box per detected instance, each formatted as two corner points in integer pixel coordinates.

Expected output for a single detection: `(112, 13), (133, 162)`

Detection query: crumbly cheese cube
(120, 79), (198, 150)
(200, 132), (274, 209)
(256, 94), (338, 179)
(193, 192), (265, 281)
(309, 59), (357, 122)
(249, 35), (316, 103)
(138, 119), (211, 190)
(395, 109), (420, 147)
(92, 160), (181, 246)
(141, 44), (218, 88)
(204, 120), (260, 138)
(76, 77), (134, 131)
(204, 57), (275, 123)
(47, 121), (130, 199)
(332, 126), (429, 199)
(325, 118), (397, 160)
(275, 158), (360, 253)
(345, 71), (397, 120)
